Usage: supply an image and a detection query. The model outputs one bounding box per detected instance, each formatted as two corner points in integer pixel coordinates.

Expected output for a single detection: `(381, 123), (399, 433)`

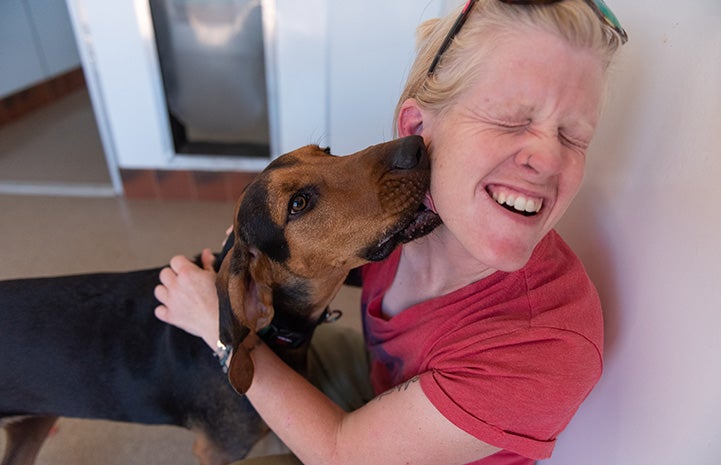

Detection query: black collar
(216, 235), (343, 349)
(259, 308), (342, 349)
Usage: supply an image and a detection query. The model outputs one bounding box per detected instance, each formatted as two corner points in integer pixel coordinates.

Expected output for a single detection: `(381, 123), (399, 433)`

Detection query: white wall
(542, 1), (721, 464)
(327, 1), (441, 154)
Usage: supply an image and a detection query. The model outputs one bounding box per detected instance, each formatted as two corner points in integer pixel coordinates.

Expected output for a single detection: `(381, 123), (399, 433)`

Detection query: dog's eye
(322, 146), (331, 154)
(289, 194), (309, 215)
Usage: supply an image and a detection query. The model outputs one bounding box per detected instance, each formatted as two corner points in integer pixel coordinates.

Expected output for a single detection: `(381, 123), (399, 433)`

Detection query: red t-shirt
(360, 230), (603, 464)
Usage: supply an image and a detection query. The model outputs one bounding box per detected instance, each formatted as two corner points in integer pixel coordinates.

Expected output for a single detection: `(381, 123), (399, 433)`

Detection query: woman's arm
(247, 342), (500, 465)
(155, 255), (499, 465)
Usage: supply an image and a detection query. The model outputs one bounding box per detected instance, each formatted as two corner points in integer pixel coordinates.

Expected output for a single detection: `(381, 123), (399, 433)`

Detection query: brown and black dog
(0, 136), (441, 465)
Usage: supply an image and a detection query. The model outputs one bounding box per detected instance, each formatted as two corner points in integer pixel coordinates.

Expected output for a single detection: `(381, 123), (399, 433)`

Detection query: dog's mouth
(363, 204), (442, 262)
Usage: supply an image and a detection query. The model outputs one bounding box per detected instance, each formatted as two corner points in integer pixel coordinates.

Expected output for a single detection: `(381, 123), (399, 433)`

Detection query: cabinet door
(0, 0), (46, 97)
(27, 0), (80, 76)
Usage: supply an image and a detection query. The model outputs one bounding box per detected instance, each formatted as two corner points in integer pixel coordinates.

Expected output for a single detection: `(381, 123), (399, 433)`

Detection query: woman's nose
(514, 134), (564, 176)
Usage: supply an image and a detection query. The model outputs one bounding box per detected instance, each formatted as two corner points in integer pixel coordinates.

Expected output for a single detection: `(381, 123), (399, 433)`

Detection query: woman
(154, 1), (627, 463)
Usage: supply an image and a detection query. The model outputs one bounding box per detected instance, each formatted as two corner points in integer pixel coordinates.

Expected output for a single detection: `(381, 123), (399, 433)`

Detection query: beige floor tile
(0, 90), (110, 185)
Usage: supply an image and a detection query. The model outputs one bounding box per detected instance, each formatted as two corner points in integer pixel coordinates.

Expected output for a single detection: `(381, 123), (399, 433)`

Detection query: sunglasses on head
(427, 0), (628, 76)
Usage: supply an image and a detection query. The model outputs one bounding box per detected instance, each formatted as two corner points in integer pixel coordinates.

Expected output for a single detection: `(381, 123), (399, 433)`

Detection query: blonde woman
(155, 1), (627, 463)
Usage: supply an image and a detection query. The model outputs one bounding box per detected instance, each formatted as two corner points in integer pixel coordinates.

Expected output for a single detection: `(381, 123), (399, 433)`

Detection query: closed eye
(495, 120), (531, 131)
(559, 131), (590, 150)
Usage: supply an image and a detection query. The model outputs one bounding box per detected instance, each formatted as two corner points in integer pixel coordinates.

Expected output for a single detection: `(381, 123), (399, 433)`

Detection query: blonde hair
(394, 0), (624, 133)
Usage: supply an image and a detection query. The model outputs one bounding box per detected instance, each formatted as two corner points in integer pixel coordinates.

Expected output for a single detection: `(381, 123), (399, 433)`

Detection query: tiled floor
(0, 90), (361, 464)
(0, 89), (111, 187)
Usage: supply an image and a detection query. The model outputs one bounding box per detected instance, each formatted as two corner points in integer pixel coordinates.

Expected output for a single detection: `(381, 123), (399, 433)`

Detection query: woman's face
(407, 27), (605, 271)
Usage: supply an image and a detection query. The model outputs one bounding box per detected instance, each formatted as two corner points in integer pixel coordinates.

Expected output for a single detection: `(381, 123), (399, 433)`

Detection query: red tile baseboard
(0, 68), (86, 126)
(121, 168), (258, 202)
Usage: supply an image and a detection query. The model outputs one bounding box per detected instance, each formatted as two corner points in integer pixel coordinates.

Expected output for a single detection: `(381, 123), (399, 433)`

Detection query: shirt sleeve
(419, 327), (602, 460)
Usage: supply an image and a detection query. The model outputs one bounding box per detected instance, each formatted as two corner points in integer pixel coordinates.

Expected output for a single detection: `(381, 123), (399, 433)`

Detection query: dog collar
(258, 308), (342, 349)
(215, 308), (343, 372)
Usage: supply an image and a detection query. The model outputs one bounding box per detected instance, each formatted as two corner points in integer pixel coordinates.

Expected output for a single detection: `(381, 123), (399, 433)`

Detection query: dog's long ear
(217, 239), (276, 394)
(225, 248), (277, 393)
(216, 233), (238, 345)
(216, 235), (252, 394)
(243, 248), (275, 331)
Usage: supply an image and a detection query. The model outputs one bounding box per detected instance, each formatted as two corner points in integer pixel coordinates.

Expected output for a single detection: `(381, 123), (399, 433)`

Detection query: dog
(0, 135), (442, 465)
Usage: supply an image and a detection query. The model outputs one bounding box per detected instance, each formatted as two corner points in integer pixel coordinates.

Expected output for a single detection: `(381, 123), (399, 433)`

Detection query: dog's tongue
(423, 191), (438, 214)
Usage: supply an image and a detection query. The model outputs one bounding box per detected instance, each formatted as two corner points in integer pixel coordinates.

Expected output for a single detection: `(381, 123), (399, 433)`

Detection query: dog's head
(216, 135), (441, 393)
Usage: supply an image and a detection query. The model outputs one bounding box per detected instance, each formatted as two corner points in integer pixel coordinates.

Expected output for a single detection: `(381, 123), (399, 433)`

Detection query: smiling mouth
(488, 187), (543, 217)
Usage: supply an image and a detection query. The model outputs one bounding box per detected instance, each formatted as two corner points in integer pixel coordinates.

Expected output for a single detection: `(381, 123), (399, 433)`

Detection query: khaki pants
(233, 324), (373, 465)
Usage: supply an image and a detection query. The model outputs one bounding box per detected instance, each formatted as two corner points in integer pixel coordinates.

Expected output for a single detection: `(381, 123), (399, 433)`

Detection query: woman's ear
(397, 99), (425, 137)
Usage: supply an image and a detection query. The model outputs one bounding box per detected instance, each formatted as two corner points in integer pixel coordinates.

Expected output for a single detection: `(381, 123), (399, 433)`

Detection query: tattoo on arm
(374, 375), (420, 402)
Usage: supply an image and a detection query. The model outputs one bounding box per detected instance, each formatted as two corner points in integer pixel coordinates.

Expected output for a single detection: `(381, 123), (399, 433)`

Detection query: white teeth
(491, 190), (542, 214)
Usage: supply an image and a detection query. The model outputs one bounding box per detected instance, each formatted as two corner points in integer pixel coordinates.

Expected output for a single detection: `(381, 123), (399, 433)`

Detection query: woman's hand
(154, 248), (220, 350)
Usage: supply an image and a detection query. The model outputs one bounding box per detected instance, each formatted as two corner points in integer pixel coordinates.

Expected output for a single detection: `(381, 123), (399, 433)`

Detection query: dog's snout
(391, 136), (425, 170)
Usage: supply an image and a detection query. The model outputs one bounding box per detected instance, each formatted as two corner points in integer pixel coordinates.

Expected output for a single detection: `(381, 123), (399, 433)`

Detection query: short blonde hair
(394, 0), (624, 132)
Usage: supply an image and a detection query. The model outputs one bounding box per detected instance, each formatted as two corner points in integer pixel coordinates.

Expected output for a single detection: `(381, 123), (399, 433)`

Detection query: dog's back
(0, 268), (264, 461)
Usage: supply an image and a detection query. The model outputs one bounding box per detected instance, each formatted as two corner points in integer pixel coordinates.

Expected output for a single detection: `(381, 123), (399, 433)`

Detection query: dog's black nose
(391, 136), (424, 170)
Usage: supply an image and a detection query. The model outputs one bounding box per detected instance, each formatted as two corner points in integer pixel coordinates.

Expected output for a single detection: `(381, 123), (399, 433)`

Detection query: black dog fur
(0, 246), (265, 463)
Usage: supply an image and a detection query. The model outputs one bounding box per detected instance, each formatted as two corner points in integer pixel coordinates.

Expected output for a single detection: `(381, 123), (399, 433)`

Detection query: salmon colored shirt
(361, 230), (603, 464)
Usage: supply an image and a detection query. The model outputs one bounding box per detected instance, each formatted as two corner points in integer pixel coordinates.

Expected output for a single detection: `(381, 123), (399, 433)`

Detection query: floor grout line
(0, 181), (116, 197)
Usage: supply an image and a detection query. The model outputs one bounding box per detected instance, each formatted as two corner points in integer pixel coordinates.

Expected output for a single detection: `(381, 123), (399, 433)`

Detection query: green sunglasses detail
(427, 0), (628, 76)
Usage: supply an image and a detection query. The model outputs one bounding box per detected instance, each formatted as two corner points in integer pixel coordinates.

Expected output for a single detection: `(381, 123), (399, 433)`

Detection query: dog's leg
(191, 431), (234, 465)
(1, 416), (57, 465)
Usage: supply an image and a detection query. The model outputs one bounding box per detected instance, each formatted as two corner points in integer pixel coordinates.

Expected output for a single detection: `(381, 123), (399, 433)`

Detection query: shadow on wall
(557, 186), (622, 360)
(555, 46), (650, 362)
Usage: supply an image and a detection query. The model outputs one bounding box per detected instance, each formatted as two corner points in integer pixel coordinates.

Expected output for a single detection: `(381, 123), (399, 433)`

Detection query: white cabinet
(0, 0), (80, 98)
(26, 0), (81, 77)
(65, 0), (444, 171)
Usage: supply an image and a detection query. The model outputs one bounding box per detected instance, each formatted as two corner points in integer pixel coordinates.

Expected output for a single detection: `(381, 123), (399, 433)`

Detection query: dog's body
(0, 262), (264, 465)
(0, 136), (441, 465)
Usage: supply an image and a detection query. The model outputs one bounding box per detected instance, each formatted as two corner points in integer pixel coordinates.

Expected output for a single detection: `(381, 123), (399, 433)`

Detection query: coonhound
(0, 136), (441, 465)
